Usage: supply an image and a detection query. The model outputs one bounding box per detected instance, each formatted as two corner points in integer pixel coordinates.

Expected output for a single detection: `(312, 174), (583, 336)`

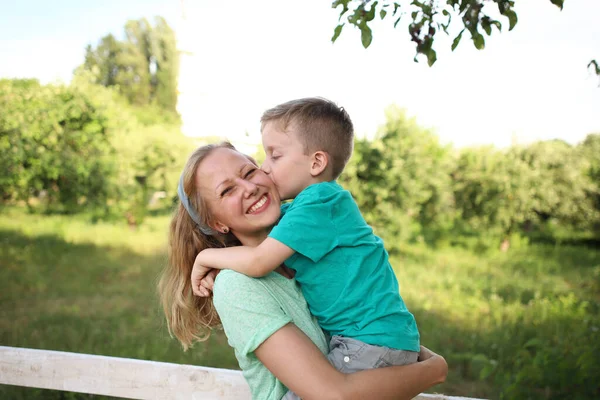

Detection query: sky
(1, 0), (598, 148)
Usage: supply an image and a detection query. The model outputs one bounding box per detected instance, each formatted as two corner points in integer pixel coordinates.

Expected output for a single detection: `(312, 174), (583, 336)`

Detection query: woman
(158, 142), (447, 399)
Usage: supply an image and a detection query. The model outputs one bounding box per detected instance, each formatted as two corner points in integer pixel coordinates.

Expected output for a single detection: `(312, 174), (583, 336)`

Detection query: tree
(82, 17), (179, 112)
(340, 107), (456, 245)
(152, 17), (180, 113)
(331, 0), (565, 66)
(451, 146), (535, 247)
(515, 139), (598, 229)
(0, 78), (118, 212)
(578, 133), (600, 230)
(0, 74), (194, 222)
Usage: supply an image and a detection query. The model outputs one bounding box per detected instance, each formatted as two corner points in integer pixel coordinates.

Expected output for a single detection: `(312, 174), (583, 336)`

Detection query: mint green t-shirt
(269, 181), (420, 352)
(213, 269), (328, 400)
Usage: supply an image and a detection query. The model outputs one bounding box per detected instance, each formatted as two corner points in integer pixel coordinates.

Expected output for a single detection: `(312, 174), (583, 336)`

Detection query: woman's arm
(255, 323), (447, 400)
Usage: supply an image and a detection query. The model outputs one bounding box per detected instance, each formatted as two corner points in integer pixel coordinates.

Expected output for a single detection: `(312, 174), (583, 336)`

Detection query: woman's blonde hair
(158, 142), (241, 350)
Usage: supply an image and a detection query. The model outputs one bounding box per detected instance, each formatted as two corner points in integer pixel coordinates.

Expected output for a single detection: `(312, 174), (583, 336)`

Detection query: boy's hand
(200, 269), (219, 294)
(191, 256), (218, 297)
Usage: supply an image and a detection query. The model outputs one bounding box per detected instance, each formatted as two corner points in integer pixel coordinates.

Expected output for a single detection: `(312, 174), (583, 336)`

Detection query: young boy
(192, 97), (420, 372)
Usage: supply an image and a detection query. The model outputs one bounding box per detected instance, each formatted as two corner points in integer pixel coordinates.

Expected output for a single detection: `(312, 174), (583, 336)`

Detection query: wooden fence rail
(0, 346), (482, 400)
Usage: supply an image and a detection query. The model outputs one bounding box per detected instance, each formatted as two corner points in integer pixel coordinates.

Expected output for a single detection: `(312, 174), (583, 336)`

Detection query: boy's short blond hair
(260, 97), (354, 179)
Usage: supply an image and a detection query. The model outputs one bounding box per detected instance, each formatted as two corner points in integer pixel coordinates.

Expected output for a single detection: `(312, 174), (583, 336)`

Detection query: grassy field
(1, 208), (598, 399)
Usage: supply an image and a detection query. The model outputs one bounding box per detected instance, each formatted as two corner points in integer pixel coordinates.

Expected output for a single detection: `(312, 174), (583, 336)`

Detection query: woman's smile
(247, 194), (270, 214)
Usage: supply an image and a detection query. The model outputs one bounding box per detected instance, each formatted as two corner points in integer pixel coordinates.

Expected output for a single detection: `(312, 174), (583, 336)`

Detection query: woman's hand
(418, 345), (448, 385)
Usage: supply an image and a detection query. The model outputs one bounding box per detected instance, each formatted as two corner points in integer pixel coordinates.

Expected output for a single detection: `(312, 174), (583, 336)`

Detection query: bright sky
(1, 0), (598, 148)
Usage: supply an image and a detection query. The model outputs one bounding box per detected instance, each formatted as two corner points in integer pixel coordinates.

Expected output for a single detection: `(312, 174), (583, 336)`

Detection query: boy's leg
(378, 347), (419, 367)
(327, 336), (418, 373)
(282, 391), (301, 400)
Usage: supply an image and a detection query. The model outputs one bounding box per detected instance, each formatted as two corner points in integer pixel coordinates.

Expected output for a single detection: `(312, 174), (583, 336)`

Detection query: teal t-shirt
(269, 181), (420, 351)
(213, 269), (328, 400)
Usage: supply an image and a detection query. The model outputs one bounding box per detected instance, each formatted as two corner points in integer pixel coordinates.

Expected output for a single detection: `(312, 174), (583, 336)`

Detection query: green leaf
(588, 59), (600, 75)
(451, 29), (464, 51)
(426, 47), (437, 66)
(411, 11), (419, 20)
(524, 338), (542, 348)
(479, 360), (498, 380)
(394, 16), (402, 28)
(550, 0), (564, 10)
(473, 32), (485, 50)
(491, 20), (502, 31)
(366, 1), (378, 22)
(506, 10), (518, 30)
(360, 24), (373, 48)
(380, 9), (387, 19)
(393, 3), (400, 16)
(482, 19), (492, 36)
(332, 0), (350, 21)
(331, 23), (345, 42)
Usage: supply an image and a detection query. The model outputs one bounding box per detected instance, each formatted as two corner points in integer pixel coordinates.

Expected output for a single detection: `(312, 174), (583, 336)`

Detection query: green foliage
(340, 108), (599, 250)
(332, 0), (564, 65)
(82, 16), (179, 114)
(589, 60), (600, 85)
(399, 243), (600, 399)
(0, 75), (194, 224)
(109, 123), (194, 225)
(452, 146), (534, 243)
(578, 134), (600, 235)
(341, 107), (455, 245)
(0, 78), (118, 212)
(515, 140), (599, 229)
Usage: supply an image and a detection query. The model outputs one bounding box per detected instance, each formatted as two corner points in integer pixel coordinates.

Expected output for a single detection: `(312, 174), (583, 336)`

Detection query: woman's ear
(212, 221), (230, 234)
(309, 151), (329, 177)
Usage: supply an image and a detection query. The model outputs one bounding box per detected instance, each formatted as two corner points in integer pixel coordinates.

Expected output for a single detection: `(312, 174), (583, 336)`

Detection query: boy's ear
(309, 151), (329, 177)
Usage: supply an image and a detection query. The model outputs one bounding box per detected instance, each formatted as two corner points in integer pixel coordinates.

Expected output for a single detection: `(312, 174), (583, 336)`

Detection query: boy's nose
(260, 161), (271, 174)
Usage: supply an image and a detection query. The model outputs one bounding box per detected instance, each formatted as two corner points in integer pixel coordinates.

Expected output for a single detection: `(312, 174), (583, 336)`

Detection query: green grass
(1, 208), (599, 399)
(0, 208), (237, 400)
(394, 244), (600, 399)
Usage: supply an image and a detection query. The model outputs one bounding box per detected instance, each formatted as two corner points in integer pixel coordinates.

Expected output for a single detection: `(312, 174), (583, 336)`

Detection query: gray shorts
(327, 335), (418, 373)
(283, 336), (418, 399)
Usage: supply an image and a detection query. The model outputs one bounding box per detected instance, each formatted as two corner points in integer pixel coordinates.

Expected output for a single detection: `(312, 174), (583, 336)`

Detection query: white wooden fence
(0, 346), (482, 400)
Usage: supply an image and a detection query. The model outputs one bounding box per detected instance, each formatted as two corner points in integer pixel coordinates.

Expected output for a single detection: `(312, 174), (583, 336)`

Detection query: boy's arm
(195, 238), (295, 278)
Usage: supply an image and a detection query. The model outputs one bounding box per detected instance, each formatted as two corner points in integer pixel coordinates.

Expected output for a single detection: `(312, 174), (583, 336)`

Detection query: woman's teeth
(248, 195), (268, 214)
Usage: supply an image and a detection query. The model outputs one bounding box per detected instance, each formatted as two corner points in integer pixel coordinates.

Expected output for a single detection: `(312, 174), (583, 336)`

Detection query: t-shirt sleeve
(269, 194), (339, 264)
(280, 202), (291, 217)
(213, 271), (291, 356)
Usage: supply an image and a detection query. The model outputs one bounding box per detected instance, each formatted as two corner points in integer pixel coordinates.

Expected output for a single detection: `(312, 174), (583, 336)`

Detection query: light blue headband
(177, 173), (214, 235)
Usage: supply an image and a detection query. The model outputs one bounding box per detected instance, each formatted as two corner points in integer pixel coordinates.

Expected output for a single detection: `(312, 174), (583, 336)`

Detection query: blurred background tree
(81, 17), (179, 121)
(0, 16), (191, 225)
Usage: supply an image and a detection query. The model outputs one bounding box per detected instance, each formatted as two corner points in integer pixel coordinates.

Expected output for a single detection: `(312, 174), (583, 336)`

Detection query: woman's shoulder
(213, 270), (276, 305)
(214, 270), (257, 296)
(214, 269), (255, 286)
(213, 271), (255, 313)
